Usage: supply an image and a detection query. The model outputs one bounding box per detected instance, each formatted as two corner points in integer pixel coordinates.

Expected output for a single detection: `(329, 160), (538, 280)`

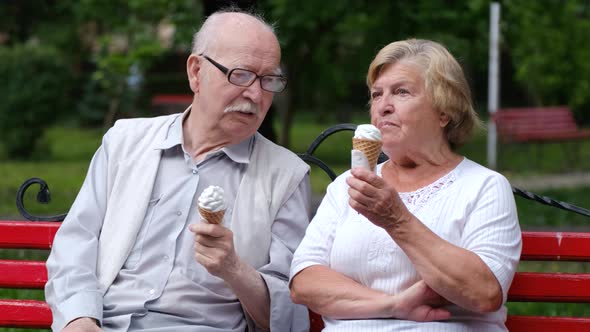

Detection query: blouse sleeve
(460, 173), (522, 303)
(290, 171), (349, 280)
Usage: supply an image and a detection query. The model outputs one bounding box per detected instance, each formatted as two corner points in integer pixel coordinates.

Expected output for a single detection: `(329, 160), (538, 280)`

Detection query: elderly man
(45, 10), (311, 332)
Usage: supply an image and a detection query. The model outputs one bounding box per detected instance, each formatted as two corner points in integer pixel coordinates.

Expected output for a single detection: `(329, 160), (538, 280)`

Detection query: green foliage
(65, 0), (203, 128)
(260, 1), (493, 145)
(262, 1), (491, 112)
(0, 44), (75, 159)
(503, 1), (590, 122)
(0, 1), (203, 131)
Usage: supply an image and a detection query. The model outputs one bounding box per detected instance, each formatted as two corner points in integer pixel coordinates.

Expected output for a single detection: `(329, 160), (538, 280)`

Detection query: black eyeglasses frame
(199, 54), (287, 93)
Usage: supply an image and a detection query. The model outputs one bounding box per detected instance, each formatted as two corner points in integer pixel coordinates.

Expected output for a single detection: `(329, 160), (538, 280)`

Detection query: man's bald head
(192, 10), (279, 58)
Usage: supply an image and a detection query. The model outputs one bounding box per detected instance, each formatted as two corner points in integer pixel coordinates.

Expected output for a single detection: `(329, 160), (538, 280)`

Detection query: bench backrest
(2, 221), (590, 331)
(493, 106), (580, 142)
(151, 94), (193, 114)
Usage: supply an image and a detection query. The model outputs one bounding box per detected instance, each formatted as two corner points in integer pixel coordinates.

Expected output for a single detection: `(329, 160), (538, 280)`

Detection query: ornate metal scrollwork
(511, 186), (590, 218)
(16, 177), (67, 221)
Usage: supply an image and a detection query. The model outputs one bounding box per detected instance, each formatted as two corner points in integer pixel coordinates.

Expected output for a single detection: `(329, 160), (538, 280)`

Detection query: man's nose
(243, 79), (263, 103)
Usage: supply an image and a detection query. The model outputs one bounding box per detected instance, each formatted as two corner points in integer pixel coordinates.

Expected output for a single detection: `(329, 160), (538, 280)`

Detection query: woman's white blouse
(291, 158), (522, 332)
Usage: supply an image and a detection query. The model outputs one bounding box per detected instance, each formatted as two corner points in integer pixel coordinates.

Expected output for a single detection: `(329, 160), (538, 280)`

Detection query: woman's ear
(187, 54), (201, 93)
(439, 111), (450, 127)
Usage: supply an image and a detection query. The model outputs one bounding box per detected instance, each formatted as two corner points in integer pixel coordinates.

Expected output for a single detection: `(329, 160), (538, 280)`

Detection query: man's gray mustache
(224, 103), (260, 115)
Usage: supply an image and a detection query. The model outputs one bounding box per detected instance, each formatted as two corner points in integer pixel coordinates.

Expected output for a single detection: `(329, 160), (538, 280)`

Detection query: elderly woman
(290, 39), (522, 331)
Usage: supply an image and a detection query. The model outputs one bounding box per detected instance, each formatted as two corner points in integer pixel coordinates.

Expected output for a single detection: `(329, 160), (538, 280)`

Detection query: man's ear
(187, 54), (201, 93)
(439, 111), (450, 127)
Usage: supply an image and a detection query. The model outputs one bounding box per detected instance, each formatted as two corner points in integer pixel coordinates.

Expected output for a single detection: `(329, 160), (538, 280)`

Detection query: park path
(508, 172), (590, 191)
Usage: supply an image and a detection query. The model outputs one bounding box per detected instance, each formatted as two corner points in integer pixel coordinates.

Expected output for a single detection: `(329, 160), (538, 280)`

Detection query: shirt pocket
(123, 196), (161, 269)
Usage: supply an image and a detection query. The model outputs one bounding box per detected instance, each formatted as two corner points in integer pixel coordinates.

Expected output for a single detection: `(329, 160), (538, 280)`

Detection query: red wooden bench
(2, 221), (590, 331)
(492, 106), (590, 144)
(492, 106), (590, 168)
(151, 94), (192, 114)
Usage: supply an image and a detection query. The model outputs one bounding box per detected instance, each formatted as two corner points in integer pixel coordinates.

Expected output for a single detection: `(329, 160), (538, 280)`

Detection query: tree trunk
(104, 81), (125, 130)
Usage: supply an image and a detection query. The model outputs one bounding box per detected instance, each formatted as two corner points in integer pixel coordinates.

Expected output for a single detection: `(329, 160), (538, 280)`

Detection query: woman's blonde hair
(367, 39), (481, 149)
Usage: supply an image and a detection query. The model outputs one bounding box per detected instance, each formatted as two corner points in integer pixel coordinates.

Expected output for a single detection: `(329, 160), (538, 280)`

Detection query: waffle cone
(198, 206), (225, 225)
(352, 138), (382, 170)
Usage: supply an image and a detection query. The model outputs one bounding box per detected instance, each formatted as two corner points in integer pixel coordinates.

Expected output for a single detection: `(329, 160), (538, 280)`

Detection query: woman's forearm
(389, 217), (502, 313)
(290, 265), (395, 319)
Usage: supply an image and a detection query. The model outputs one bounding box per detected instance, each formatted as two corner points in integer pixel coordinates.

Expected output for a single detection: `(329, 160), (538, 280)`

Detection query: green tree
(503, 1), (590, 123)
(67, 0), (203, 128)
(0, 1), (203, 130)
(0, 44), (74, 159)
(261, 0), (491, 146)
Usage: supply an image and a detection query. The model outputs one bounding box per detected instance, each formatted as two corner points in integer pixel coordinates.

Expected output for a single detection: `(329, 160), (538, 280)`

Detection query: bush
(0, 44), (75, 159)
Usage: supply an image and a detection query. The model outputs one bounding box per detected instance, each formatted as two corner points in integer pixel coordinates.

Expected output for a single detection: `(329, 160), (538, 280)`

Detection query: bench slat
(0, 299), (52, 329)
(151, 94), (192, 105)
(0, 260), (47, 288)
(506, 315), (590, 331)
(521, 231), (590, 261)
(508, 272), (590, 302)
(0, 221), (59, 249)
(310, 312), (590, 331)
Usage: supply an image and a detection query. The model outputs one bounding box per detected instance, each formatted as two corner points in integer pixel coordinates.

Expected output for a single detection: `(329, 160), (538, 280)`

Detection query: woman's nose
(378, 103), (394, 116)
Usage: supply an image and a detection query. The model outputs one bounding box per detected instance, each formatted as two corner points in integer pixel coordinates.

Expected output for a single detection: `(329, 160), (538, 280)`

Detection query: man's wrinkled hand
(392, 280), (451, 322)
(189, 222), (241, 279)
(62, 317), (102, 332)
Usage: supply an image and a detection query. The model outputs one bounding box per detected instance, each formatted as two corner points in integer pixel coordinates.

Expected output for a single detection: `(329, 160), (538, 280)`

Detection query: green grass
(0, 126), (102, 219)
(43, 127), (103, 162)
(0, 161), (90, 219)
(515, 187), (590, 229)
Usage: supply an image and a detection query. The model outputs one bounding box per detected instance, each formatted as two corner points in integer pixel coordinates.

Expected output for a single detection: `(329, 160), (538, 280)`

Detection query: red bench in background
(2, 221), (590, 331)
(493, 106), (590, 144)
(151, 94), (192, 114)
(492, 106), (590, 166)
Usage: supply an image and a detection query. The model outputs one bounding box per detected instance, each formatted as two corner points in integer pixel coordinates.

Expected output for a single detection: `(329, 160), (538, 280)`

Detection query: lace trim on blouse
(398, 169), (457, 211)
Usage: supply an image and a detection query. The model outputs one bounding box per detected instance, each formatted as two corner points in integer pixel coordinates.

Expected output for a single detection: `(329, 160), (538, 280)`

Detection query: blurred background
(1, 1), (590, 328)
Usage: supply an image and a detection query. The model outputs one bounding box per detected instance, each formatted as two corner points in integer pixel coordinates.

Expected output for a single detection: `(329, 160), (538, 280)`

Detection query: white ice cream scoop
(353, 124), (382, 141)
(198, 185), (226, 212)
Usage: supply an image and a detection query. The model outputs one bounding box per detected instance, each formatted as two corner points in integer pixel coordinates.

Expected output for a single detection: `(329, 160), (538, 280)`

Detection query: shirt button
(176, 211), (182, 216)
(163, 255), (169, 261)
(192, 169), (197, 174)
(149, 289), (155, 295)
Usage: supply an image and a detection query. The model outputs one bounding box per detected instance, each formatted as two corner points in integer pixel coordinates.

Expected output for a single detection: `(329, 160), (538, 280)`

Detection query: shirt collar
(153, 108), (186, 151)
(154, 106), (253, 164)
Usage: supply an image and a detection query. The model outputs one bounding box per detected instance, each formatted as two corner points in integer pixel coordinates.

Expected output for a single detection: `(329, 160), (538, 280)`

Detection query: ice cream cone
(198, 206), (225, 225)
(352, 137), (382, 170)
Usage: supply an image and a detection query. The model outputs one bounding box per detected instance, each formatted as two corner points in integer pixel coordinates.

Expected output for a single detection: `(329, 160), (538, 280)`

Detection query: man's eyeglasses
(200, 54), (287, 93)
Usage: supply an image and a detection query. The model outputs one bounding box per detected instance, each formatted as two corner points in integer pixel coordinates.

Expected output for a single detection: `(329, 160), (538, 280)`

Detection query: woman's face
(369, 61), (448, 158)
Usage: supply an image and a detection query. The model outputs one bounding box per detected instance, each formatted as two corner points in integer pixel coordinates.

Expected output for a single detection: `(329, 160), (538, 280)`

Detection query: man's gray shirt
(48, 114), (311, 331)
